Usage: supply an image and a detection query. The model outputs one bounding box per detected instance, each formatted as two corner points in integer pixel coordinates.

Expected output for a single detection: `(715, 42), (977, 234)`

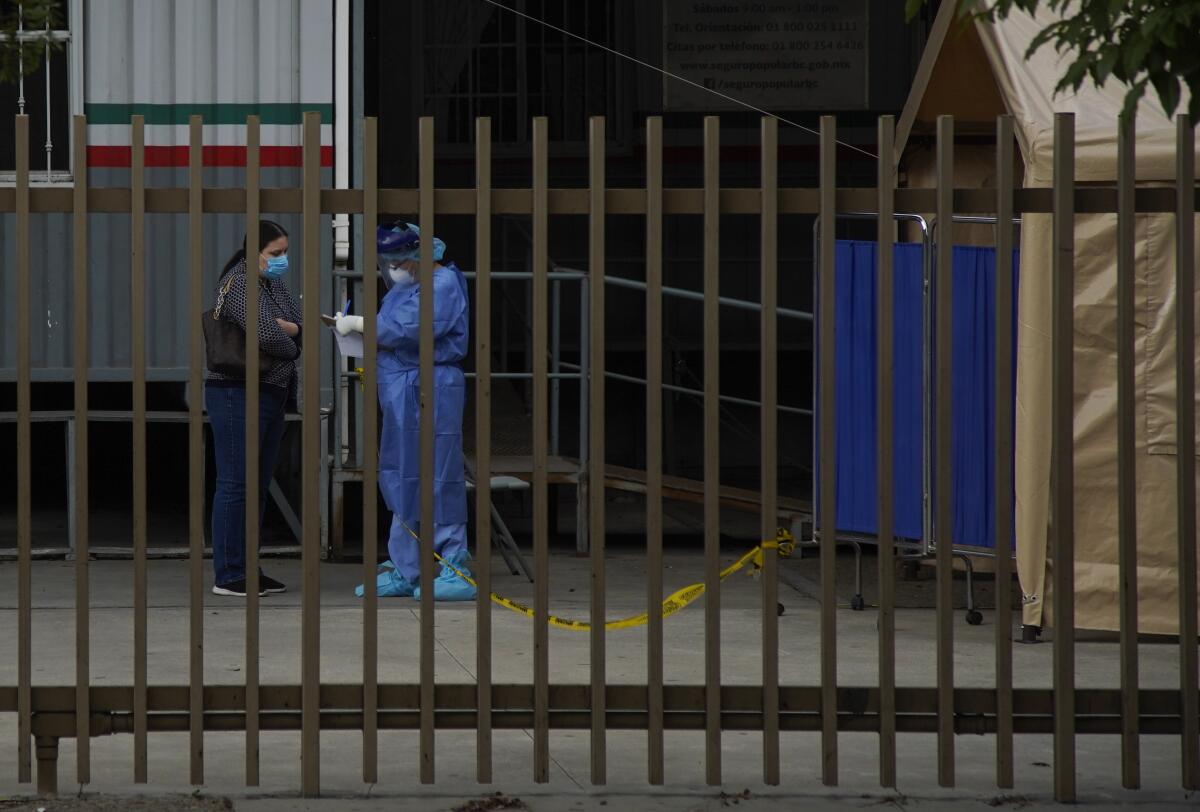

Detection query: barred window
(421, 0), (626, 148)
(0, 0), (81, 182)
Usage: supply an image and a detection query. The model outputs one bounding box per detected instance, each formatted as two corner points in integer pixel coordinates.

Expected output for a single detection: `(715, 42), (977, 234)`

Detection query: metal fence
(2, 110), (1198, 801)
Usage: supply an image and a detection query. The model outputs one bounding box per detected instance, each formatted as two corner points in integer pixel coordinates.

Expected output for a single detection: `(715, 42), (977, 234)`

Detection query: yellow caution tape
(400, 521), (795, 632)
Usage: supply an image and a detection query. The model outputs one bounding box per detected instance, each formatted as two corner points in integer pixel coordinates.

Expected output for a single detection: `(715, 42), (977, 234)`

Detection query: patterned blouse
(206, 260), (303, 390)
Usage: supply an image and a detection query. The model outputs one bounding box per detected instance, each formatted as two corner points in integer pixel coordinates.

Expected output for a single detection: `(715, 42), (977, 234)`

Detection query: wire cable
(479, 0), (878, 159)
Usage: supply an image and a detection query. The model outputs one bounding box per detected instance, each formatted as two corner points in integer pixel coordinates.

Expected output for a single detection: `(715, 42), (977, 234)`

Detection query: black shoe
(212, 579), (268, 597)
(259, 572), (287, 594)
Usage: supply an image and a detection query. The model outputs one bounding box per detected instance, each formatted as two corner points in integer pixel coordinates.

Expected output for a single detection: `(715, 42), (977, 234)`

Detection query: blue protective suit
(377, 261), (470, 582)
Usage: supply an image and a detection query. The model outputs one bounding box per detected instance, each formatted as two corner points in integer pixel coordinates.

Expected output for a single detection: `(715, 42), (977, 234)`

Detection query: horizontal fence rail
(3, 684), (1195, 729)
(3, 112), (1199, 803)
(1, 189), (1198, 216)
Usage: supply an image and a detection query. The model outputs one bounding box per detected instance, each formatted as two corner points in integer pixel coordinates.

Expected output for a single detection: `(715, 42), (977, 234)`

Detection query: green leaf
(1150, 71), (1182, 117)
(1027, 23), (1064, 59)
(1056, 59), (1092, 96)
(1122, 33), (1156, 76)
(1095, 46), (1121, 85)
(1159, 19), (1178, 48)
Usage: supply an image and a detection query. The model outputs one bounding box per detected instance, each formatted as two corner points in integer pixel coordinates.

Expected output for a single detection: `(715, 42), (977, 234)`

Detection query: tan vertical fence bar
(362, 116), (379, 786)
(300, 110), (322, 797)
(15, 113), (32, 786)
(1175, 114), (1199, 792)
(876, 114), (896, 790)
(72, 114), (91, 785)
(588, 115), (608, 785)
(934, 114), (955, 788)
(1050, 112), (1076, 804)
(702, 115), (722, 787)
(131, 115), (149, 784)
(1115, 111), (1140, 789)
(474, 116), (494, 784)
(418, 115), (437, 785)
(817, 115), (838, 787)
(645, 115), (666, 787)
(187, 115), (206, 786)
(243, 115), (262, 788)
(993, 114), (1015, 790)
(532, 115), (551, 784)
(759, 115), (780, 787)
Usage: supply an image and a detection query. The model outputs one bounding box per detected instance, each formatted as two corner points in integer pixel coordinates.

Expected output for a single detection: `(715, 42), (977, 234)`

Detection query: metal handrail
(557, 361), (812, 416)
(930, 214), (1023, 234)
(597, 272), (812, 322)
(333, 266), (814, 322)
(341, 369), (583, 381)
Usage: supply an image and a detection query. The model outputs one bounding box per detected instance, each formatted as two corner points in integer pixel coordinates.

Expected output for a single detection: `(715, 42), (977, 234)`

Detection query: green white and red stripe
(86, 104), (334, 168)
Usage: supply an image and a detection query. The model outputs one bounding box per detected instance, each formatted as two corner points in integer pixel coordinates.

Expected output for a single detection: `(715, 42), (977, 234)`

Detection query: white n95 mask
(388, 265), (415, 287)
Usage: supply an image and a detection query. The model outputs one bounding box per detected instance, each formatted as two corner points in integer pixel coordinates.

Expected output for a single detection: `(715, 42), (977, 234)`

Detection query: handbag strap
(212, 272), (237, 319)
(214, 267), (290, 320)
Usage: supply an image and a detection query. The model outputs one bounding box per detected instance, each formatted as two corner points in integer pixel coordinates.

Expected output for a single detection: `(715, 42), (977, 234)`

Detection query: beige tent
(897, 5), (1200, 634)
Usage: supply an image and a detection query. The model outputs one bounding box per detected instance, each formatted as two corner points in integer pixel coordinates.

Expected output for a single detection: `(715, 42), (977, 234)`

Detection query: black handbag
(202, 272), (274, 377)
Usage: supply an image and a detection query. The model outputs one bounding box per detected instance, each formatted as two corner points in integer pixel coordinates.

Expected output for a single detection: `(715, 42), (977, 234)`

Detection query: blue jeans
(205, 383), (288, 587)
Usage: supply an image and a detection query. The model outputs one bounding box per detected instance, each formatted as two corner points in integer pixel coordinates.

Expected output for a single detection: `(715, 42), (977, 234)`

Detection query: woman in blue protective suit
(339, 222), (476, 601)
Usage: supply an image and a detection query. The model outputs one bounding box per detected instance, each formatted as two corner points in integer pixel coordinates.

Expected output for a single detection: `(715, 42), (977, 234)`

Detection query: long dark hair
(221, 219), (289, 279)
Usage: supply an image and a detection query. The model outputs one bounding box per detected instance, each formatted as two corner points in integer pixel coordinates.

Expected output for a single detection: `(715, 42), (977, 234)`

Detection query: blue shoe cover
(414, 554), (477, 602)
(355, 568), (415, 598)
(354, 570), (395, 595)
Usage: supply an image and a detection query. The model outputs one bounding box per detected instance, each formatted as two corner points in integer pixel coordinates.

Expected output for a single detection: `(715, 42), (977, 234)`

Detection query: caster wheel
(777, 602), (785, 617)
(966, 610), (983, 626)
(850, 594), (865, 611)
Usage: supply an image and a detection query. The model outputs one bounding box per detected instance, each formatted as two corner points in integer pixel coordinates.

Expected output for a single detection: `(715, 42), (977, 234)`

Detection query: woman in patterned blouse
(205, 220), (302, 597)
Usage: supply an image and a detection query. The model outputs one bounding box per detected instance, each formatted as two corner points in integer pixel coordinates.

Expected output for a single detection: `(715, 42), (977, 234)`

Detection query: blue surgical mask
(263, 254), (288, 278)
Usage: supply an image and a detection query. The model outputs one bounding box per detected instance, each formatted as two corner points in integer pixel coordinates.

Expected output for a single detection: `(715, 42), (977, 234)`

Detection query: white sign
(663, 0), (868, 111)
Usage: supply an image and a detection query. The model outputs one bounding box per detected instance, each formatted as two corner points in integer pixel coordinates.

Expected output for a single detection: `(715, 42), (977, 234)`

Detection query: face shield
(375, 222), (447, 289)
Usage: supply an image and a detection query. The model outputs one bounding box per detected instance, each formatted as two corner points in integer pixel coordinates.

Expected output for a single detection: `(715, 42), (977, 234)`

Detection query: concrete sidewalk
(0, 546), (1194, 809)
